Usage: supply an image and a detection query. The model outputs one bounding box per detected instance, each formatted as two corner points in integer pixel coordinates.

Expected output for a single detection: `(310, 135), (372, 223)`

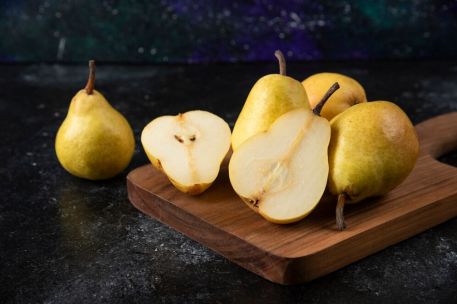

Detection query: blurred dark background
(1, 0), (456, 63)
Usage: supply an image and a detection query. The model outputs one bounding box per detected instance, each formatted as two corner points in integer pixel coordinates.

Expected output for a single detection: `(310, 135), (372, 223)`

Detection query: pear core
(229, 109), (331, 223)
(141, 110), (231, 195)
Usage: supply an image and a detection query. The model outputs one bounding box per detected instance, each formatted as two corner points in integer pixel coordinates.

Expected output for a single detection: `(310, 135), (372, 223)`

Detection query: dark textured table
(1, 61), (457, 303)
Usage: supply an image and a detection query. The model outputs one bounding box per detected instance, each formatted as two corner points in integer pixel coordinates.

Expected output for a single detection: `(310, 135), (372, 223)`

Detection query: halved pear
(141, 110), (231, 195)
(229, 108), (331, 223)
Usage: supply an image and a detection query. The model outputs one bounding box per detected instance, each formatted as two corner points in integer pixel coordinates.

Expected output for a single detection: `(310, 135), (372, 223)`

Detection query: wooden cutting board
(127, 112), (457, 285)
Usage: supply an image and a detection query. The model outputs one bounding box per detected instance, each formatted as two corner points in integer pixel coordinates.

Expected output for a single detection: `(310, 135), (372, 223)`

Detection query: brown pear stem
(85, 60), (96, 95)
(274, 50), (286, 76)
(336, 193), (348, 231)
(312, 82), (340, 116)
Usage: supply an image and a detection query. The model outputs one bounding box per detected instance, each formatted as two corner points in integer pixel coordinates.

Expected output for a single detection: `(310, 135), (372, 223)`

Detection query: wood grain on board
(127, 112), (457, 285)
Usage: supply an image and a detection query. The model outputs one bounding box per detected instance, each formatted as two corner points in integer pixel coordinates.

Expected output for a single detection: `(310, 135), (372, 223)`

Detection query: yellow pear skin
(229, 83), (340, 224)
(302, 72), (367, 120)
(55, 61), (135, 180)
(328, 101), (419, 230)
(231, 50), (310, 150)
(141, 110), (231, 195)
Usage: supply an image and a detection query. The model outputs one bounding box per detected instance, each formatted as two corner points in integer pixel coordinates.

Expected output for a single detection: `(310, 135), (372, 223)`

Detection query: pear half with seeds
(229, 84), (339, 223)
(141, 110), (231, 195)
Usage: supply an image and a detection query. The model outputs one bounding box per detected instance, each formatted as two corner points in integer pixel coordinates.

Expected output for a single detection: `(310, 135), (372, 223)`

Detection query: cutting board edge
(128, 171), (457, 284)
(127, 174), (296, 284)
(288, 191), (457, 283)
(126, 112), (457, 284)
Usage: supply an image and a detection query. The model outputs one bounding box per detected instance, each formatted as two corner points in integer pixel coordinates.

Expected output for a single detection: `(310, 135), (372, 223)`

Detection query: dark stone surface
(0, 61), (456, 303)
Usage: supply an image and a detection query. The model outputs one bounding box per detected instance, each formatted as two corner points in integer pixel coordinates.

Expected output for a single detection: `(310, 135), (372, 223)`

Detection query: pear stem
(274, 50), (286, 76)
(312, 82), (340, 116)
(85, 60), (96, 95)
(336, 193), (348, 231)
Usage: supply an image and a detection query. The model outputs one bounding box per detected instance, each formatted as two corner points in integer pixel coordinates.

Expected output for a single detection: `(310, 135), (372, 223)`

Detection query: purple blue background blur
(1, 0), (456, 62)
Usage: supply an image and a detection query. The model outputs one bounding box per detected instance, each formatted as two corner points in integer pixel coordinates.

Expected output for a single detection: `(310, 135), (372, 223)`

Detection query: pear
(141, 110), (231, 195)
(231, 50), (310, 150)
(302, 72), (367, 120)
(229, 83), (339, 223)
(55, 60), (135, 180)
(328, 101), (419, 230)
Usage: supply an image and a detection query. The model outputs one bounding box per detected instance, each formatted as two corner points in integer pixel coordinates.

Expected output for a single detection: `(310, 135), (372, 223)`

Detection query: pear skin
(303, 72), (367, 120)
(141, 111), (231, 195)
(229, 83), (340, 224)
(143, 148), (212, 195)
(231, 50), (310, 150)
(328, 101), (419, 230)
(55, 61), (135, 180)
(230, 109), (330, 224)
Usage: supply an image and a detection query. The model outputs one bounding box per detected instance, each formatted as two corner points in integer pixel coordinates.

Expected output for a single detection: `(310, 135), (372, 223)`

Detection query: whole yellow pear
(328, 101), (419, 230)
(231, 50), (310, 150)
(55, 61), (135, 180)
(302, 72), (367, 120)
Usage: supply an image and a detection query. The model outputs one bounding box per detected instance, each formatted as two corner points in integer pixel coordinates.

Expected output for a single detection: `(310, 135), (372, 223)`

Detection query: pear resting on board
(141, 110), (231, 195)
(231, 50), (310, 150)
(229, 83), (340, 224)
(303, 72), (367, 120)
(328, 101), (419, 230)
(55, 60), (135, 180)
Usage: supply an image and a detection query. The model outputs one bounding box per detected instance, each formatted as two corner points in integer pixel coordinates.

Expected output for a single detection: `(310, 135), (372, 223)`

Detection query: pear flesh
(141, 110), (231, 195)
(328, 101), (419, 229)
(229, 109), (330, 224)
(231, 51), (310, 150)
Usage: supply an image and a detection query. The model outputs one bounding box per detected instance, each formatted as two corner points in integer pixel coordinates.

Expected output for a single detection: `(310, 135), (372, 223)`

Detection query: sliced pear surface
(141, 110), (231, 195)
(229, 109), (331, 224)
